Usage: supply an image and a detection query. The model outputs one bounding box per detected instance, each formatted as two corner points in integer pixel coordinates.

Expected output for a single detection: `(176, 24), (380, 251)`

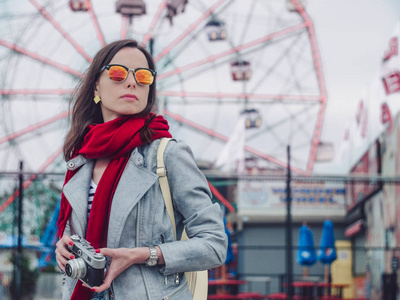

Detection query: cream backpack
(156, 138), (208, 300)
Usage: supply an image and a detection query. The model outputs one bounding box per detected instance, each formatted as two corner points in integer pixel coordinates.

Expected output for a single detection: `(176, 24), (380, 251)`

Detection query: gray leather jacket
(61, 139), (228, 300)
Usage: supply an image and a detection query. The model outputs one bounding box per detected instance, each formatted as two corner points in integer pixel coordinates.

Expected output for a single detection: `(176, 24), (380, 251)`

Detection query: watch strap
(145, 245), (158, 266)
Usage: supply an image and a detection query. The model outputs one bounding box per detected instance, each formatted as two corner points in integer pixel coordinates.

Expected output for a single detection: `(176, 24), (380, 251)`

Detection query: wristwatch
(145, 246), (158, 267)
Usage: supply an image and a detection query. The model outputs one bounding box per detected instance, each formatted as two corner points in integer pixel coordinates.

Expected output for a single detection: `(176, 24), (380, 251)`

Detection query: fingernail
(69, 242), (73, 246)
(95, 249), (100, 253)
(70, 255), (75, 259)
(91, 288), (96, 291)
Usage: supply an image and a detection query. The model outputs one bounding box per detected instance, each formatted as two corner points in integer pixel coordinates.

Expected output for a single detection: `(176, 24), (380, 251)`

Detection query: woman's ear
(94, 84), (99, 97)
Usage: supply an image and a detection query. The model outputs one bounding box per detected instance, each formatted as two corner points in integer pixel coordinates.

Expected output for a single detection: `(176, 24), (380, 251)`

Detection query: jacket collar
(62, 149), (158, 245)
(63, 157), (93, 236)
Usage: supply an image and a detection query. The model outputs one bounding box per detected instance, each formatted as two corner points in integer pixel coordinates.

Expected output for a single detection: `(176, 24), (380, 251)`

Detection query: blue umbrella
(318, 220), (337, 264)
(318, 220), (337, 289)
(297, 225), (317, 266)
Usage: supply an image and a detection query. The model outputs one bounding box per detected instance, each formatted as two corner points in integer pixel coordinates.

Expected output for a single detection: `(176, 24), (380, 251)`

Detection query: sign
(347, 140), (381, 209)
(382, 70), (400, 95)
(237, 179), (346, 209)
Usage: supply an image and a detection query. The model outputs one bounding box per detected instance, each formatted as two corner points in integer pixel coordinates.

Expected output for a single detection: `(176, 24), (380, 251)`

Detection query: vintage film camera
(65, 235), (106, 288)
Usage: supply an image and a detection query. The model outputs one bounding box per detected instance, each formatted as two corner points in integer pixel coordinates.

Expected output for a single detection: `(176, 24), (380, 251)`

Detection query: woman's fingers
(89, 248), (135, 292)
(55, 235), (74, 272)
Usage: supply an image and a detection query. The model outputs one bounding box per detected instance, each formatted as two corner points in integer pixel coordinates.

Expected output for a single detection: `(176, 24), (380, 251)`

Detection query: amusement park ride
(0, 0), (327, 268)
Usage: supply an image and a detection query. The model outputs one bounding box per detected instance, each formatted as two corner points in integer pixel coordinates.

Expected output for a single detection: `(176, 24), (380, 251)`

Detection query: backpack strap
(156, 138), (176, 240)
(156, 138), (208, 299)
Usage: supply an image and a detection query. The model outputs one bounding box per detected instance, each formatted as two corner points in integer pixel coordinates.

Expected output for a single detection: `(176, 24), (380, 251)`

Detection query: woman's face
(95, 47), (151, 122)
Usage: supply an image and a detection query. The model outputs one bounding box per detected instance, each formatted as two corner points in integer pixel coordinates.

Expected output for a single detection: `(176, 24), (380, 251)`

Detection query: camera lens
(65, 258), (87, 279)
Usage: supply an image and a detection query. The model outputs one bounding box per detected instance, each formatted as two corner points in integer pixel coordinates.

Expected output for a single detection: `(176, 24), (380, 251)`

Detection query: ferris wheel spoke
(0, 111), (69, 146)
(0, 146), (63, 215)
(237, 0), (257, 46)
(0, 38), (83, 78)
(86, 0), (106, 47)
(158, 90), (321, 102)
(157, 21), (307, 81)
(164, 109), (228, 141)
(164, 108), (304, 174)
(142, 0), (168, 46)
(248, 32), (307, 95)
(245, 105), (305, 151)
(306, 101), (326, 174)
(244, 144), (304, 175)
(257, 103), (316, 138)
(154, 0), (229, 63)
(0, 89), (73, 95)
(291, 0), (327, 99)
(28, 0), (93, 63)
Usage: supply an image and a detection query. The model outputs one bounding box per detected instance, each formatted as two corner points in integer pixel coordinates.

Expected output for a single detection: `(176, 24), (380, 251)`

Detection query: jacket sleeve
(156, 140), (228, 275)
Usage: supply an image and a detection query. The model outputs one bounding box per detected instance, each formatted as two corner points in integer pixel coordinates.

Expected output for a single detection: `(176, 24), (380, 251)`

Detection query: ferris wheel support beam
(0, 111), (69, 146)
(121, 16), (128, 40)
(291, 0), (328, 175)
(28, 0), (93, 63)
(0, 89), (73, 95)
(0, 39), (83, 78)
(142, 0), (168, 46)
(163, 109), (305, 175)
(157, 22), (307, 81)
(158, 91), (322, 102)
(154, 0), (228, 63)
(0, 147), (63, 215)
(86, 0), (106, 47)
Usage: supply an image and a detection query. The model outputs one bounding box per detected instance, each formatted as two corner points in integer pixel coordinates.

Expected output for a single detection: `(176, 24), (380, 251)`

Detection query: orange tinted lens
(108, 66), (127, 81)
(135, 69), (154, 85)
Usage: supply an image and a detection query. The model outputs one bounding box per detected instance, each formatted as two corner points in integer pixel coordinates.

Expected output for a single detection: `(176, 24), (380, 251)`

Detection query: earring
(94, 95), (101, 104)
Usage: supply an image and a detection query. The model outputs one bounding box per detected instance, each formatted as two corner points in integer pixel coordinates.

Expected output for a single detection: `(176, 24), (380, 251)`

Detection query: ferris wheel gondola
(69, 0), (88, 11)
(241, 108), (262, 129)
(205, 19), (227, 41)
(231, 60), (252, 81)
(116, 0), (147, 16)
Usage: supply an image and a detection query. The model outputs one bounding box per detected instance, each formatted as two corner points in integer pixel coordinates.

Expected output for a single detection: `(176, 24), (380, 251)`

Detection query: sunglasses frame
(102, 64), (157, 86)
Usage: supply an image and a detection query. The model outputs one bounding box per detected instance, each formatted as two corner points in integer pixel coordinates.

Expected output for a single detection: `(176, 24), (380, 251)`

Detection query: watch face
(146, 259), (157, 267)
(146, 246), (158, 267)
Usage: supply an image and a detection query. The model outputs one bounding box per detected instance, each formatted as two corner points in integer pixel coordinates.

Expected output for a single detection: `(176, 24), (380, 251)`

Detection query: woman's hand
(89, 246), (164, 292)
(89, 248), (138, 292)
(55, 235), (75, 273)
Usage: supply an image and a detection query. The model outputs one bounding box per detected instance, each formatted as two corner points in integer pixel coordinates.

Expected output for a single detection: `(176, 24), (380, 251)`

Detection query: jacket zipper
(160, 234), (168, 286)
(162, 280), (188, 300)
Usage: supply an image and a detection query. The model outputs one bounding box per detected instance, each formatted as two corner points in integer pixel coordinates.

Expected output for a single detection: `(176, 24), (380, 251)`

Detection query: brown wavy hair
(63, 39), (157, 160)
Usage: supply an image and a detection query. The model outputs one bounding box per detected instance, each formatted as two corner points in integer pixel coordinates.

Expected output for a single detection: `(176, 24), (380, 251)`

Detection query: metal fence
(0, 171), (399, 299)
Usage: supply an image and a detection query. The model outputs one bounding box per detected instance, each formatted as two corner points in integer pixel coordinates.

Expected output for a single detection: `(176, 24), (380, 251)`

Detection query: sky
(308, 0), (400, 173)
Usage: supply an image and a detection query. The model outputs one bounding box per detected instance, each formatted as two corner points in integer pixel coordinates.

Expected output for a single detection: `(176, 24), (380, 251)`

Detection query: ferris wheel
(0, 0), (327, 177)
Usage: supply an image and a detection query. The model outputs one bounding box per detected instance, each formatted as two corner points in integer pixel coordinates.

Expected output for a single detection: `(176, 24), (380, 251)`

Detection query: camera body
(65, 235), (106, 288)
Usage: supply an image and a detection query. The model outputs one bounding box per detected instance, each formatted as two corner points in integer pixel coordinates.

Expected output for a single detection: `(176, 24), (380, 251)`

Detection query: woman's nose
(125, 71), (136, 88)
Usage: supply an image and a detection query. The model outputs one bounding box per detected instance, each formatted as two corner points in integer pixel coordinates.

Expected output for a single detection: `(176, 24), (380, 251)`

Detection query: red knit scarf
(57, 113), (171, 299)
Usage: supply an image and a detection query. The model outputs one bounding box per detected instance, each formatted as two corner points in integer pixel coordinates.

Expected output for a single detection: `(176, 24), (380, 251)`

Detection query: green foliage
(0, 178), (62, 238)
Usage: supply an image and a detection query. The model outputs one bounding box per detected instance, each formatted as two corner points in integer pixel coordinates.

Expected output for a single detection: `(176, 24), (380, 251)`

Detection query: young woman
(55, 39), (227, 300)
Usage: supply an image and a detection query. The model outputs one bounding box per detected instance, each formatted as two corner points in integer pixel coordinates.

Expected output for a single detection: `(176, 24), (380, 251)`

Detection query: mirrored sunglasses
(102, 64), (156, 86)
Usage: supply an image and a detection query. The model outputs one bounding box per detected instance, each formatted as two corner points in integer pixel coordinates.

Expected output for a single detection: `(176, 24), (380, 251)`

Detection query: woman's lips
(121, 94), (138, 101)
